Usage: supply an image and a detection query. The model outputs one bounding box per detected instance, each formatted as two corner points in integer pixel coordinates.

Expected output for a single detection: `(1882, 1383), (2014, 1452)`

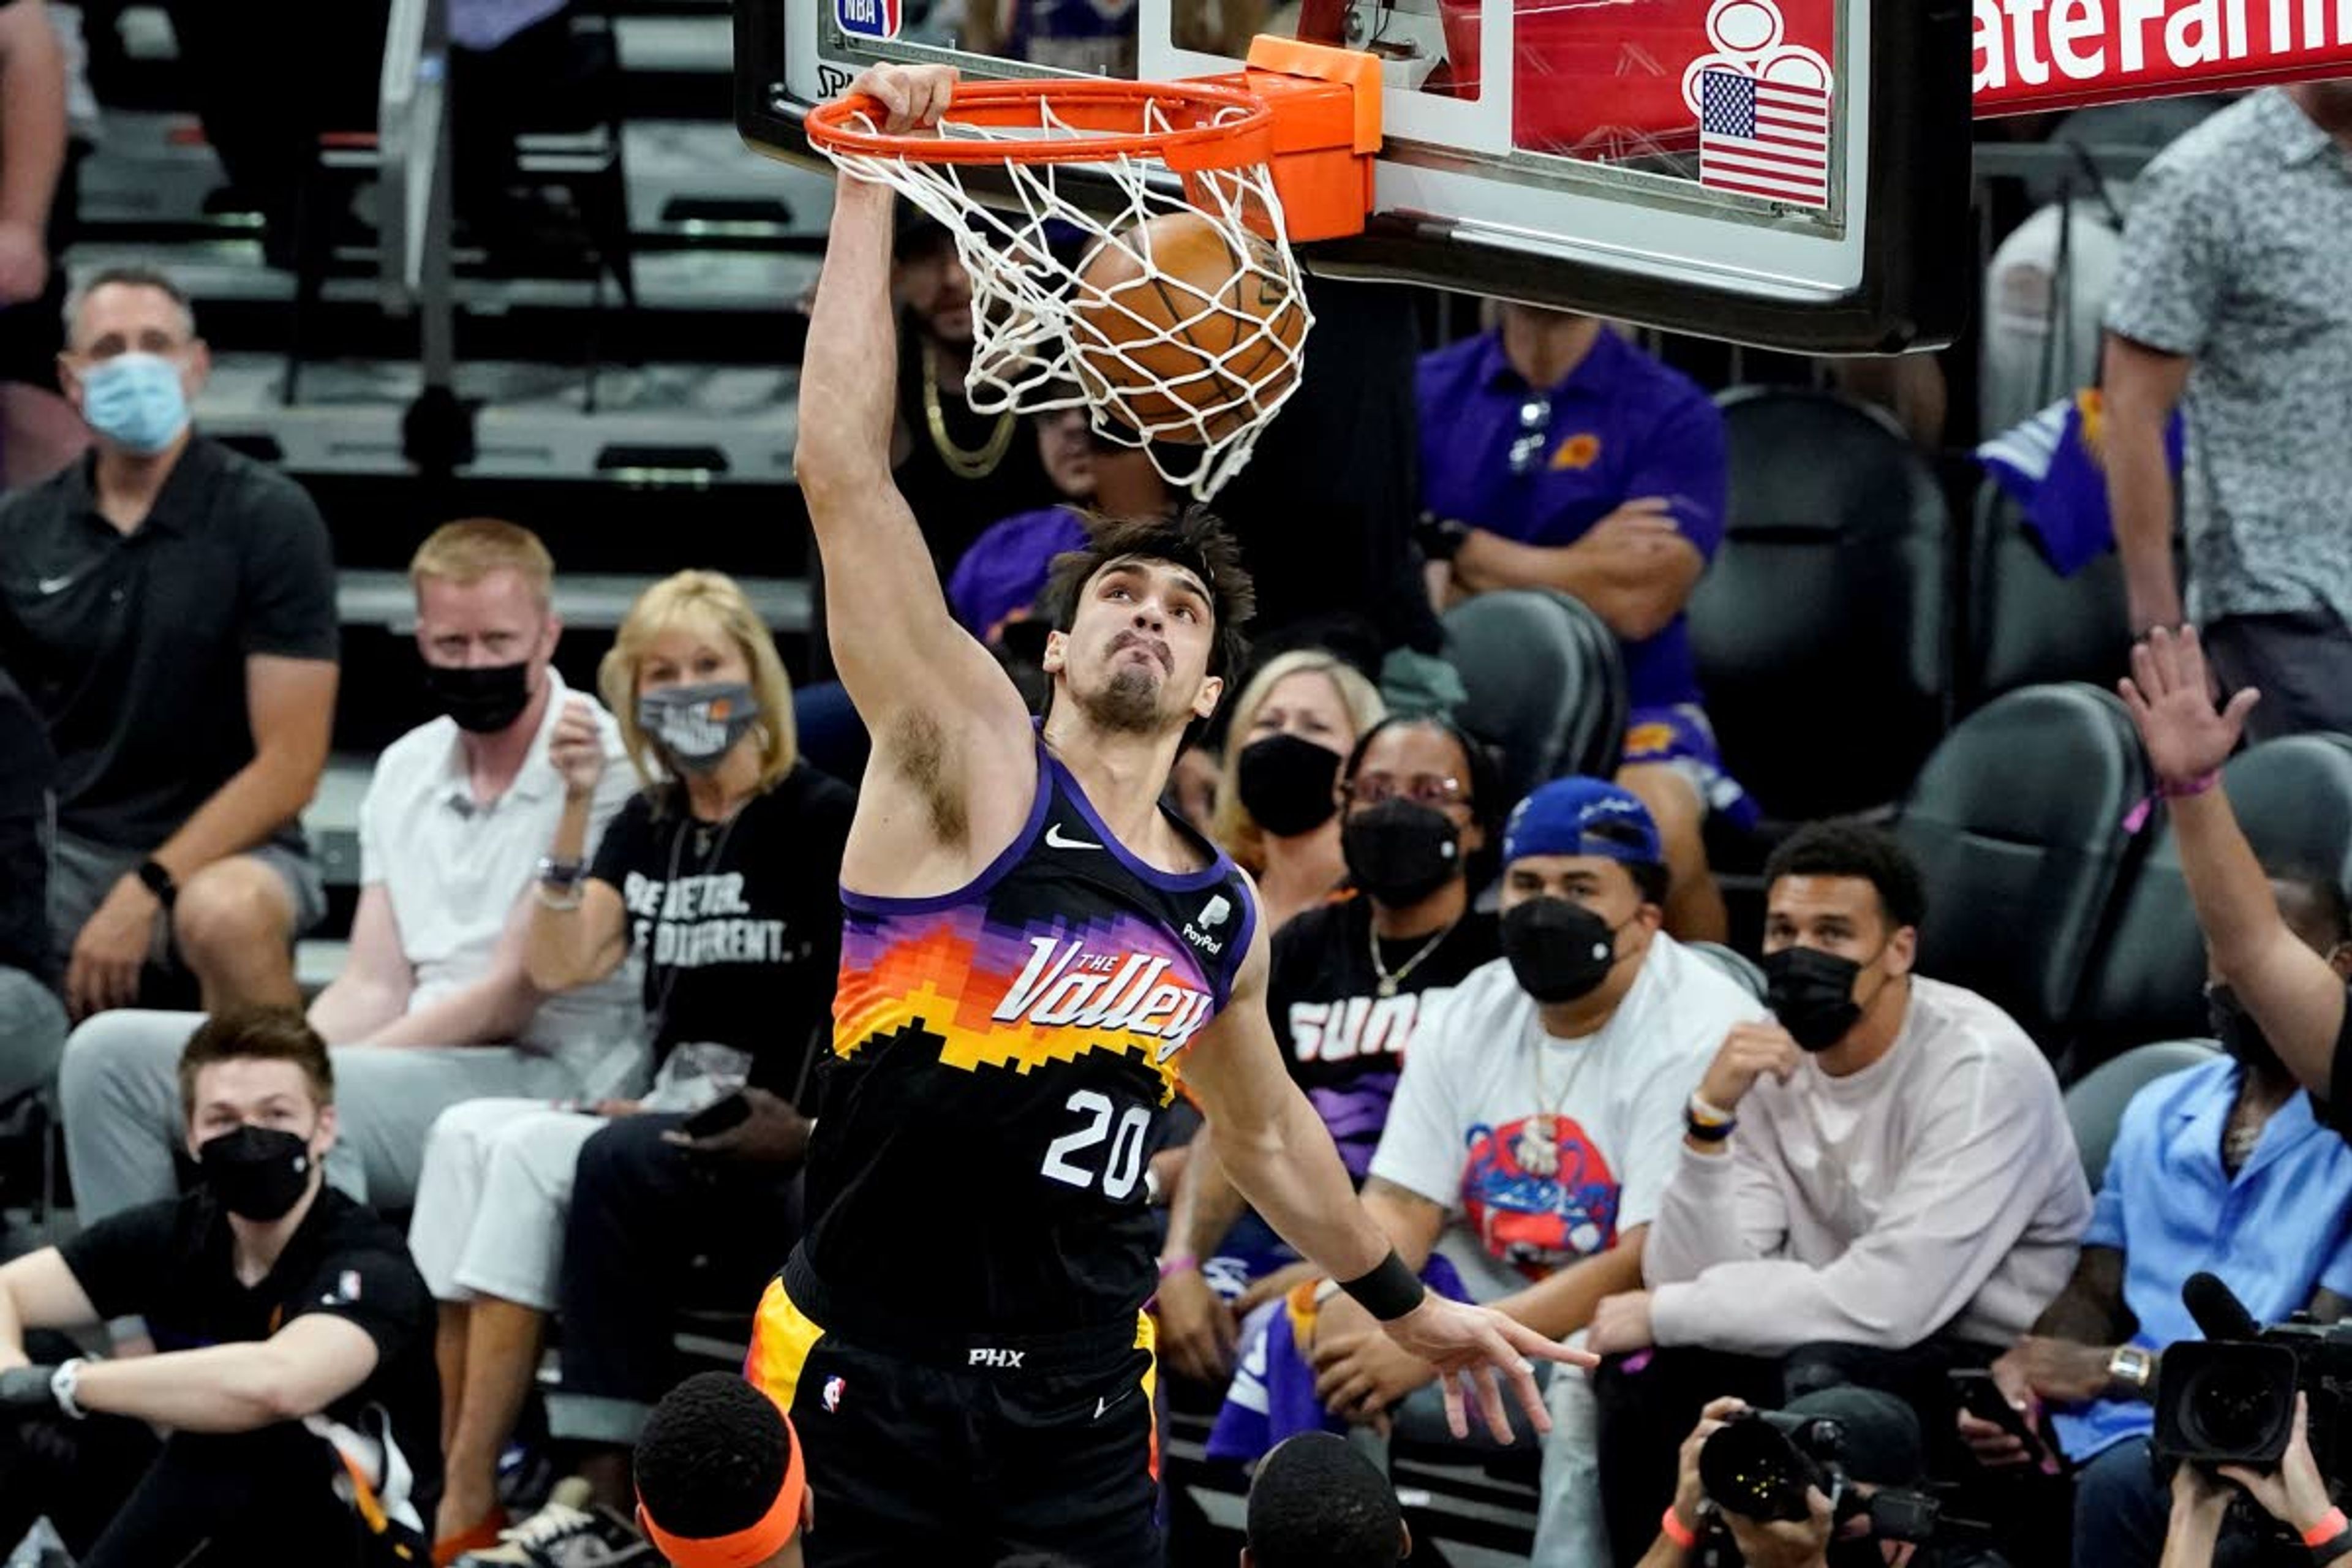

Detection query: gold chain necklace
(922, 339), (1015, 480)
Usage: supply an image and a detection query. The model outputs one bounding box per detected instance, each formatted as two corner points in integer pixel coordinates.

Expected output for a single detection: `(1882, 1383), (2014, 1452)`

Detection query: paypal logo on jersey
(1183, 894), (1231, 955)
(834, 0), (900, 40)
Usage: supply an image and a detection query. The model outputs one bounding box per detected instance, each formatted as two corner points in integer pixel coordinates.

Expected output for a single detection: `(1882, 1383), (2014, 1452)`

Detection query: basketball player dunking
(747, 62), (1587, 1566)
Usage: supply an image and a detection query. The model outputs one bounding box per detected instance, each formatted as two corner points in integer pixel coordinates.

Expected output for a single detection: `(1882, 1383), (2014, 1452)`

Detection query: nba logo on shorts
(822, 1376), (846, 1413)
(834, 0), (899, 40)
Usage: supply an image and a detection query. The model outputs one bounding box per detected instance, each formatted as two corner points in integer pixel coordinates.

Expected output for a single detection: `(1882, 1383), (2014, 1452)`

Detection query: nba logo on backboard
(822, 1376), (846, 1412)
(834, 0), (897, 41)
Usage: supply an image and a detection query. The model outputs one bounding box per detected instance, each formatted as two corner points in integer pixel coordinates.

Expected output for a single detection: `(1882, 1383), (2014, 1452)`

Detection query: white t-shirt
(358, 668), (644, 1090)
(1645, 976), (2093, 1356)
(1369, 933), (1768, 1305)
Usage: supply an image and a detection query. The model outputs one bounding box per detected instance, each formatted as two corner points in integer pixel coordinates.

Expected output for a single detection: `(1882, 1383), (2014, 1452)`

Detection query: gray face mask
(638, 682), (760, 774)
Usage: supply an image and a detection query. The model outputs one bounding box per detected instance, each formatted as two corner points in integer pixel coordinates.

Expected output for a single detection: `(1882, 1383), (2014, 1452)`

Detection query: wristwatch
(51, 1357), (91, 1420)
(135, 859), (178, 910)
(535, 856), (586, 892)
(2107, 1344), (2155, 1393)
(1414, 511), (1472, 564)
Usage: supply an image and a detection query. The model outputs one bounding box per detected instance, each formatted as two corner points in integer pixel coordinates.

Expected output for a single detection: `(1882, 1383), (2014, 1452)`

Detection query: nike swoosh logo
(1095, 1390), (1133, 1420)
(37, 576), (73, 595)
(1044, 823), (1101, 851)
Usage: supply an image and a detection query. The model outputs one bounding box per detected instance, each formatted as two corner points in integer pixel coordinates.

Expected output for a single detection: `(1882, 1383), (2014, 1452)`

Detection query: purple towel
(1205, 1254), (1472, 1463)
(1977, 391), (2186, 579)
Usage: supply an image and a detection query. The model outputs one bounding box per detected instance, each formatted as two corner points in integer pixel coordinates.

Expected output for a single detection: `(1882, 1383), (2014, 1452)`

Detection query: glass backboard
(734, 0), (1973, 350)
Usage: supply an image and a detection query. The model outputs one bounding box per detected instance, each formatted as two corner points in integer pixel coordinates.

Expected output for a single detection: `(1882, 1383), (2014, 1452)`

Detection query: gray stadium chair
(2064, 1039), (2218, 1186)
(2073, 733), (2352, 1069)
(1963, 480), (2135, 710)
(1687, 940), (1766, 1000)
(1440, 588), (1627, 811)
(1894, 683), (2147, 1053)
(1691, 388), (1952, 821)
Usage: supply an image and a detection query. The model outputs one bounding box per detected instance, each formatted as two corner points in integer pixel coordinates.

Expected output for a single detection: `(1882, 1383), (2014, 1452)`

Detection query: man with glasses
(0, 263), (337, 1020)
(1414, 304), (1740, 943)
(1157, 712), (1503, 1388)
(1282, 777), (1763, 1567)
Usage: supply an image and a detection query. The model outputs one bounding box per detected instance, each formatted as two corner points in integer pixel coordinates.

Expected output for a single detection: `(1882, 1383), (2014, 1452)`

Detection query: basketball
(1070, 211), (1309, 445)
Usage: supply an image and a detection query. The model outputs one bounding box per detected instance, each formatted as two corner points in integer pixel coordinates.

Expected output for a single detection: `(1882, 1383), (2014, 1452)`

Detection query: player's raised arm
(1180, 900), (1593, 1442)
(794, 66), (1033, 810)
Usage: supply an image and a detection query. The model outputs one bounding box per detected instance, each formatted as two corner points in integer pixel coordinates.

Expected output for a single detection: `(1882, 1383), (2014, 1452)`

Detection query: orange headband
(636, 1412), (808, 1568)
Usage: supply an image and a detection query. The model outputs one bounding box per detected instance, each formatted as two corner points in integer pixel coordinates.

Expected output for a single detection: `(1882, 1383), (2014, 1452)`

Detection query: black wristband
(1414, 511), (1471, 564)
(1339, 1249), (1427, 1322)
(135, 859), (178, 910)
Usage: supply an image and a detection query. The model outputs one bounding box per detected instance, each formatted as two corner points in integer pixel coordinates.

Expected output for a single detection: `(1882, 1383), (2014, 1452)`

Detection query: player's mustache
(1110, 630), (1172, 673)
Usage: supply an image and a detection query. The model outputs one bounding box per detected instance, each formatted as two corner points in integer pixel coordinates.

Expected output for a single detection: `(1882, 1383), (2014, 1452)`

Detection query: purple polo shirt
(1417, 326), (1727, 710)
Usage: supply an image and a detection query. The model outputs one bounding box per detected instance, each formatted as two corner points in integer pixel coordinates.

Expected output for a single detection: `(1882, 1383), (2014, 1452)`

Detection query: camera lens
(2182, 1363), (2292, 1457)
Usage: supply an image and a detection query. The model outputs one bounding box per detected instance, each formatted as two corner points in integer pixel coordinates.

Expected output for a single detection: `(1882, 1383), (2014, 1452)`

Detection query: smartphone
(1950, 1369), (2059, 1471)
(680, 1092), (752, 1140)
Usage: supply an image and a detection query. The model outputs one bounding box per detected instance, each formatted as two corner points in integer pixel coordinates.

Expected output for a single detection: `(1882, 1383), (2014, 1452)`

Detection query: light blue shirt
(2052, 1058), (2352, 1461)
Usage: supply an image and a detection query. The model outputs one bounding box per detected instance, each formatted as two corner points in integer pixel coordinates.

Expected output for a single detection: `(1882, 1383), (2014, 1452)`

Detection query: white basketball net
(820, 95), (1315, 500)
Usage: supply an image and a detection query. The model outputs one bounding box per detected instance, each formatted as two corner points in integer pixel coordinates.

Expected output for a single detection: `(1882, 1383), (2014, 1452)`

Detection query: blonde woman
(410, 571), (854, 1561)
(1211, 648), (1386, 936)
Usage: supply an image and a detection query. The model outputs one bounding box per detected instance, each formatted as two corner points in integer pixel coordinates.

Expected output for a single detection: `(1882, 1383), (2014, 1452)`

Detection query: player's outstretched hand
(2118, 625), (2257, 787)
(1379, 1295), (1595, 1443)
(843, 62), (959, 135)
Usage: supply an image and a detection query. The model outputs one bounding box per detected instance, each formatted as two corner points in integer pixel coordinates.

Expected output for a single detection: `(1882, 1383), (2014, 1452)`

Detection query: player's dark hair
(178, 1007), (334, 1121)
(1044, 506), (1256, 681)
(1245, 1433), (1405, 1568)
(1765, 820), (1929, 932)
(635, 1373), (794, 1540)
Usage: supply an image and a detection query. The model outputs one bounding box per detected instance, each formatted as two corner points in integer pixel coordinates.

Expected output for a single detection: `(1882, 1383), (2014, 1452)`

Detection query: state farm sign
(1976, 0), (2352, 113)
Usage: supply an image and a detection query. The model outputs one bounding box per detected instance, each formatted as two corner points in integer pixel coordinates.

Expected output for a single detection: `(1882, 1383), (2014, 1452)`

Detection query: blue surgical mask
(80, 352), (192, 454)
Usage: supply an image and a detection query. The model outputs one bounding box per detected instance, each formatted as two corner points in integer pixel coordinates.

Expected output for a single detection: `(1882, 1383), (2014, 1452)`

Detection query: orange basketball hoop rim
(802, 37), (1384, 243)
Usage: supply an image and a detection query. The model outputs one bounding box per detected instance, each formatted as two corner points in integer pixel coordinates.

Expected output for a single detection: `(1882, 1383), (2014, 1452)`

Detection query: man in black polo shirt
(0, 1007), (440, 1565)
(0, 666), (64, 1108)
(0, 262), (338, 1019)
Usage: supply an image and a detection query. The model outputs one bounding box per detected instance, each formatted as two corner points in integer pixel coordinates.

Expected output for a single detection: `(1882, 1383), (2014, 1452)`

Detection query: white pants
(1532, 1330), (1608, 1568)
(407, 1099), (603, 1310)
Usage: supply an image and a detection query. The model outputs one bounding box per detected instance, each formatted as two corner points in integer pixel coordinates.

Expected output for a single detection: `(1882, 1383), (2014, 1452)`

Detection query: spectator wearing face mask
(1157, 714), (1502, 1388)
(1957, 863), (2352, 1568)
(0, 1009), (440, 1567)
(58, 519), (644, 1228)
(1272, 777), (1763, 1567)
(1588, 821), (2091, 1567)
(1, 265), (337, 1021)
(1210, 649), (1387, 937)
(421, 570), (850, 1562)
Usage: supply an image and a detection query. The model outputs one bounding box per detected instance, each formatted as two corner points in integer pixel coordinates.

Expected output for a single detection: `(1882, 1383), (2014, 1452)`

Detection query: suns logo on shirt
(1551, 432), (1603, 470)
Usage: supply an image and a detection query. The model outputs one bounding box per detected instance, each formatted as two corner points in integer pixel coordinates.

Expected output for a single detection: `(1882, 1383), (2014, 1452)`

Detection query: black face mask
(421, 660), (535, 734)
(1764, 945), (1872, 1052)
(2208, 985), (2284, 1080)
(1501, 897), (1623, 1004)
(1236, 733), (1343, 838)
(1342, 800), (1463, 906)
(198, 1125), (316, 1222)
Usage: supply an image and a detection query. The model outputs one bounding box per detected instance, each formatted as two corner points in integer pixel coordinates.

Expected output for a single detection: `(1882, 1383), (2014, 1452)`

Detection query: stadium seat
(2072, 734), (2352, 1068)
(1687, 940), (1766, 1000)
(1689, 388), (1953, 821)
(2063, 1039), (2217, 1185)
(1893, 683), (2147, 1052)
(1963, 481), (2133, 710)
(1441, 588), (1627, 809)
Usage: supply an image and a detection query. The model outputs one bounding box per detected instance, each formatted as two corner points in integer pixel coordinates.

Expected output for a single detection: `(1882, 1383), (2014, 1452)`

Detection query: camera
(1700, 1410), (1849, 1524)
(2152, 1317), (2352, 1473)
(1698, 1403), (1946, 1549)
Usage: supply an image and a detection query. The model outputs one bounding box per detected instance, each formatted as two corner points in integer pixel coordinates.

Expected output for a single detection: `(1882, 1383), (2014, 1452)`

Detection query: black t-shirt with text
(1267, 895), (1499, 1182)
(57, 1187), (441, 1521)
(588, 763), (855, 1093)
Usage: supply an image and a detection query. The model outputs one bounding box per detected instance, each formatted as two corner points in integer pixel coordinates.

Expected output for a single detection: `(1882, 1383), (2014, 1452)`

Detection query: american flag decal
(1698, 69), (1831, 209)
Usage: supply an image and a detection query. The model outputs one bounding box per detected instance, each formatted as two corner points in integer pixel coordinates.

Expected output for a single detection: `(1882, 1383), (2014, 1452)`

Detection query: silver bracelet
(52, 1356), (91, 1420)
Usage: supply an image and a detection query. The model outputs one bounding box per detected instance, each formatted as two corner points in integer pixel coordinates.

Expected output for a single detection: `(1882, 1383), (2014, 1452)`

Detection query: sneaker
(455, 1479), (655, 1567)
